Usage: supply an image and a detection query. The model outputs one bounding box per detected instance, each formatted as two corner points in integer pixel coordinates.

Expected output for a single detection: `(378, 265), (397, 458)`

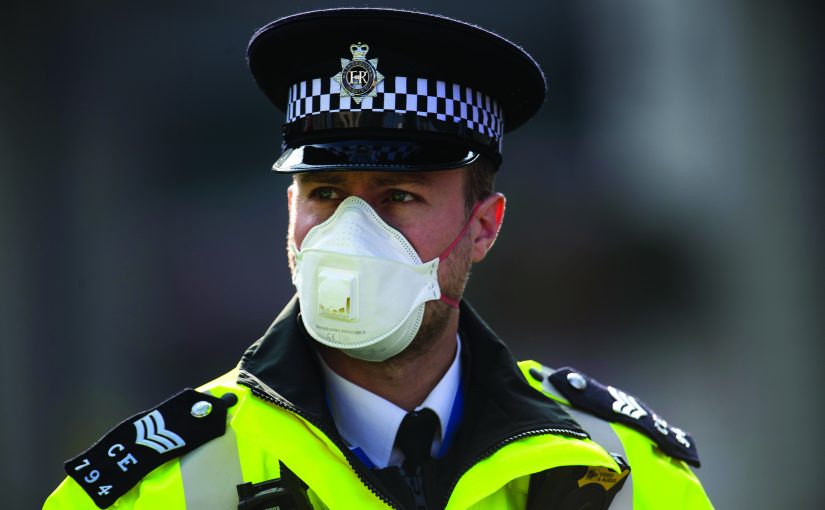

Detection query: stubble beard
(384, 237), (471, 365)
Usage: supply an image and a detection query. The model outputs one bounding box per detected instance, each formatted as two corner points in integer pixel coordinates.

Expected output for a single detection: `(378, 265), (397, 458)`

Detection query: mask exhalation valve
(317, 267), (359, 322)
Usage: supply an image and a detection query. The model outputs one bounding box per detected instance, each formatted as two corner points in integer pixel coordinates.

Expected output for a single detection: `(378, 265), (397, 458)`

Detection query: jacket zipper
(241, 374), (588, 510)
(241, 379), (401, 509)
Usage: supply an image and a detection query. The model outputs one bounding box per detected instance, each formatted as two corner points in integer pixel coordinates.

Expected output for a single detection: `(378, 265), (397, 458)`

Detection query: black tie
(395, 408), (439, 473)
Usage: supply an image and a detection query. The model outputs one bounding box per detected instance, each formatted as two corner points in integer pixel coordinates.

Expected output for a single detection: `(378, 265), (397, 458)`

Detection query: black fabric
(236, 461), (312, 510)
(237, 296), (588, 509)
(548, 367), (701, 468)
(64, 389), (231, 509)
(237, 296), (329, 424)
(526, 454), (631, 510)
(396, 409), (439, 472)
(526, 466), (598, 510)
(371, 466), (421, 510)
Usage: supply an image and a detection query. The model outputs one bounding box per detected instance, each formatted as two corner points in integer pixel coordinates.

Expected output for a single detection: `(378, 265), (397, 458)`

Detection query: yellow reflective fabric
(46, 363), (713, 510)
(519, 360), (568, 404)
(457, 475), (531, 509)
(611, 423), (714, 510)
(517, 360), (714, 510)
(197, 371), (281, 486)
(220, 379), (392, 510)
(198, 371), (388, 509)
(446, 434), (621, 509)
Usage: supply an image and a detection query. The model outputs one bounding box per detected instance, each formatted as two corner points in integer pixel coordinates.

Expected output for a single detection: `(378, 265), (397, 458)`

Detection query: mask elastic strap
(438, 202), (482, 309)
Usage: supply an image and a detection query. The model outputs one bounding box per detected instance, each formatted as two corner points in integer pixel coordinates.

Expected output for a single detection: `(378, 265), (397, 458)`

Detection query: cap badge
(332, 42), (384, 104)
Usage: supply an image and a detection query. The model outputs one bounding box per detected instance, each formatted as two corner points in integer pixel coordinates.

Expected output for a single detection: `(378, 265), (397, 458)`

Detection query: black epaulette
(64, 388), (239, 509)
(533, 365), (700, 468)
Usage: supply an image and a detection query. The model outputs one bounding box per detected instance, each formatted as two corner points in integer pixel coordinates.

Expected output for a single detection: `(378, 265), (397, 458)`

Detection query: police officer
(45, 8), (713, 509)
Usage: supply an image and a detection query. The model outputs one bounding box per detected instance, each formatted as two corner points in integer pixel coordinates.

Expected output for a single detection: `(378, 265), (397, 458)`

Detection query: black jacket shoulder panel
(63, 389), (234, 508)
(530, 364), (701, 468)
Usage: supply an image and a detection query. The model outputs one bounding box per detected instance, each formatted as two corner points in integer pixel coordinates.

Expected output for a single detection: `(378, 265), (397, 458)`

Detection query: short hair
(463, 155), (497, 213)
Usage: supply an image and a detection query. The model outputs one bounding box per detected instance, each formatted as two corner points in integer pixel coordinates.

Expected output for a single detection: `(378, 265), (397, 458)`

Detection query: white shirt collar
(320, 337), (462, 469)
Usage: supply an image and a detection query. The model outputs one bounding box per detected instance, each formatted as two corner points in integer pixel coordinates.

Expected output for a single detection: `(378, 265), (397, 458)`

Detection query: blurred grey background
(2, 1), (820, 508)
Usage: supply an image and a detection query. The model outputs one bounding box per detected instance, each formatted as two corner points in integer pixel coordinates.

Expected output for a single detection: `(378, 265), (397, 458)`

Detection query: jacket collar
(237, 295), (588, 504)
(238, 295), (330, 422)
(237, 295), (583, 438)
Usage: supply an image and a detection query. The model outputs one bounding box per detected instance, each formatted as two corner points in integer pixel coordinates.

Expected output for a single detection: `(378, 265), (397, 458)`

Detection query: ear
(470, 192), (506, 263)
(287, 181), (296, 209)
(286, 182), (298, 239)
(287, 181), (298, 219)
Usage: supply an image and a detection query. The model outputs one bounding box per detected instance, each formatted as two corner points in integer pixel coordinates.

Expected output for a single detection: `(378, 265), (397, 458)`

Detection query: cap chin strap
(437, 202), (482, 309)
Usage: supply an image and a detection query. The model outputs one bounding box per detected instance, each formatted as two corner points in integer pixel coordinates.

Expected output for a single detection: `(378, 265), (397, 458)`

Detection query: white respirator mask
(290, 196), (475, 362)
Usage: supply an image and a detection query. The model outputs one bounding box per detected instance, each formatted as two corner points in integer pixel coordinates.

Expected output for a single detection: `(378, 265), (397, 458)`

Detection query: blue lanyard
(436, 373), (464, 458)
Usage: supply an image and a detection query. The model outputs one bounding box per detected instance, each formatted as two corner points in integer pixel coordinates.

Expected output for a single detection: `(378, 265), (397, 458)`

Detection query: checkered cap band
(286, 76), (504, 149)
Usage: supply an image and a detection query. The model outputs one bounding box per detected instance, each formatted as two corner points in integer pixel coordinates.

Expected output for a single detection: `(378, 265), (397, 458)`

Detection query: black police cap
(247, 8), (546, 173)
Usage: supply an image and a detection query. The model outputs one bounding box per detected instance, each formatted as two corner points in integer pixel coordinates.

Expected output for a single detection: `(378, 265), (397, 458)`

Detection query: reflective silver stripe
(565, 407), (634, 509)
(180, 426), (244, 509)
(540, 373), (634, 509)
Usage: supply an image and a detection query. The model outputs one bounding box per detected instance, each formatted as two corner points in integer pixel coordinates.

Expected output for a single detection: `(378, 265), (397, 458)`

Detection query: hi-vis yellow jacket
(45, 298), (713, 509)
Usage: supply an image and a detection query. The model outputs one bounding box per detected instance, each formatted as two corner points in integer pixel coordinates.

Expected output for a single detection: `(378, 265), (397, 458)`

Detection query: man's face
(287, 168), (475, 355)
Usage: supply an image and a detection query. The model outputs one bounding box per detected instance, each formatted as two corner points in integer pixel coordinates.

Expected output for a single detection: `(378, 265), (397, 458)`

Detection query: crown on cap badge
(332, 42), (384, 104)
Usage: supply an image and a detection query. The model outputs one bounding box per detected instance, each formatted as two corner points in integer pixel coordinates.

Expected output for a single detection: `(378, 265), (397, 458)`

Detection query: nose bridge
(339, 195), (401, 240)
(336, 184), (403, 232)
(344, 181), (382, 210)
